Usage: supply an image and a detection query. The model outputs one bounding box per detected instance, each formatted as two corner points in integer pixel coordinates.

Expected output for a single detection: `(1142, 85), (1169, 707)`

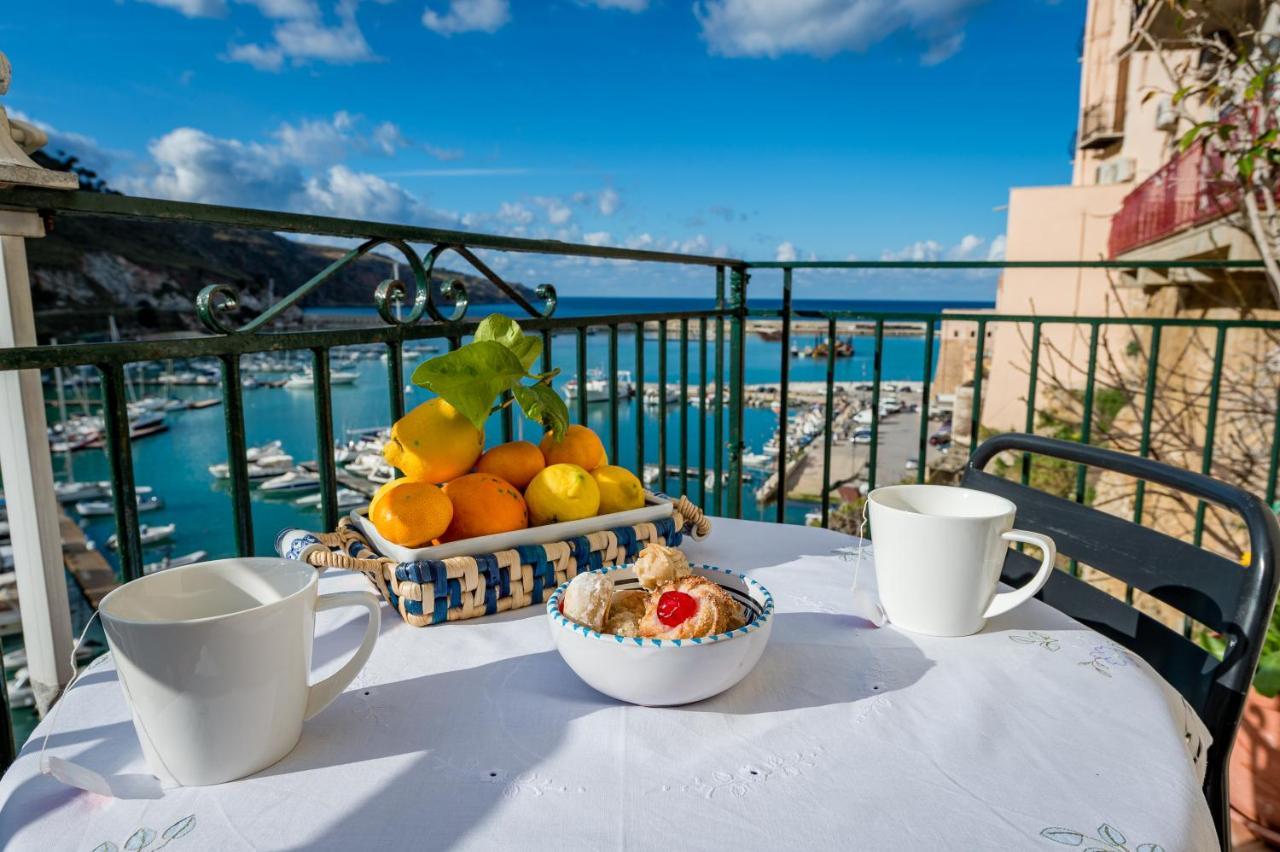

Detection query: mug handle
(982, 529), (1057, 619)
(304, 590), (381, 720)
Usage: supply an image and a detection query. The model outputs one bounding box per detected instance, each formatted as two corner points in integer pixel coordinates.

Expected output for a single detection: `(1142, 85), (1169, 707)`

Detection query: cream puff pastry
(632, 542), (692, 591)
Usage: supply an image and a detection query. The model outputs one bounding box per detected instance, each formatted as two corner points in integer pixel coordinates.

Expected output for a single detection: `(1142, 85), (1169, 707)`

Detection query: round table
(0, 519), (1215, 850)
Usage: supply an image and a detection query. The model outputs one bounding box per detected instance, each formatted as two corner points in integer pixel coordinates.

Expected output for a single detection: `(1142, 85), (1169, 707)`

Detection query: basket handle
(671, 495), (712, 540)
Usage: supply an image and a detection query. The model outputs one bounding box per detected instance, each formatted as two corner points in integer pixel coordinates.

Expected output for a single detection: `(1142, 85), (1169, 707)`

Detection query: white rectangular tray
(352, 499), (674, 563)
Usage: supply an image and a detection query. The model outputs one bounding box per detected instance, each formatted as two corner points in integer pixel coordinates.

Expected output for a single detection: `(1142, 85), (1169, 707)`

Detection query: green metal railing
(0, 190), (1271, 549)
(0, 190), (1274, 705)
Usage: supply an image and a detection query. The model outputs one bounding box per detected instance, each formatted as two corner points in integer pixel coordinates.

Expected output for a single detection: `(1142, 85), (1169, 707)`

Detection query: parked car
(929, 429), (951, 446)
(851, 428), (873, 444)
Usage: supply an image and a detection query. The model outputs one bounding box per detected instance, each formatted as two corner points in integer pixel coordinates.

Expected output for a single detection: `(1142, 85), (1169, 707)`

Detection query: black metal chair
(963, 433), (1280, 850)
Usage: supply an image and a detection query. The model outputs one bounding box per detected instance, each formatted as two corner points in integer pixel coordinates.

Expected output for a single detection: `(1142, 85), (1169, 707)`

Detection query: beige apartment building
(974, 0), (1275, 556)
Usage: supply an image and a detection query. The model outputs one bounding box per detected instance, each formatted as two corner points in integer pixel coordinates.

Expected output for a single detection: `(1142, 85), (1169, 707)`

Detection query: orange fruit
(440, 473), (529, 541)
(369, 479), (453, 548)
(383, 398), (484, 483)
(474, 440), (546, 490)
(539, 424), (606, 471)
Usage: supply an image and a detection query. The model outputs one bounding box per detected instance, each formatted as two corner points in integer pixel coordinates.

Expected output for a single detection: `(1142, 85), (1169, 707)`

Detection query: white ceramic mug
(97, 557), (380, 786)
(867, 484), (1056, 637)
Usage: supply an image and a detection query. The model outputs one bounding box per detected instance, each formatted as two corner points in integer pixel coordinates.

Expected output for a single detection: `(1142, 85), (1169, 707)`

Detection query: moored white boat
(143, 549), (208, 575)
(294, 488), (365, 509)
(259, 469), (321, 493)
(563, 369), (635, 403)
(74, 494), (165, 517)
(106, 523), (177, 550)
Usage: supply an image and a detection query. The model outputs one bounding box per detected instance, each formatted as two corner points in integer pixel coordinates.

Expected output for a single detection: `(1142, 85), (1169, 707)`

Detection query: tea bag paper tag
(850, 588), (887, 627)
(842, 502), (887, 627)
(42, 755), (164, 799)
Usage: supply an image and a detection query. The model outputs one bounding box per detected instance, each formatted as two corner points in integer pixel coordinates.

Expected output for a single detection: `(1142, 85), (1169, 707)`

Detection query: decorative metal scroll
(195, 238), (556, 335)
(421, 243), (557, 323)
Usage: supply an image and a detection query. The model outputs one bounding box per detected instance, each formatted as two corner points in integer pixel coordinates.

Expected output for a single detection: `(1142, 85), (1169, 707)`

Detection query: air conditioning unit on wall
(1155, 97), (1178, 131)
(1097, 157), (1136, 185)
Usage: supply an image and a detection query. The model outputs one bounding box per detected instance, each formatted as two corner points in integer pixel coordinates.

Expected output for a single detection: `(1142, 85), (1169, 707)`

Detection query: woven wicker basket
(278, 495), (711, 628)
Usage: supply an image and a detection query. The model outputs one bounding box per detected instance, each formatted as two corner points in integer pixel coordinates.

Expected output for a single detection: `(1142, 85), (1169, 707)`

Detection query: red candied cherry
(656, 591), (698, 627)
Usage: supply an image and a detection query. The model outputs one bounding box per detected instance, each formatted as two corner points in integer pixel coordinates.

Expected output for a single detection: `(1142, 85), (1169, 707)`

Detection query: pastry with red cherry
(638, 575), (735, 640)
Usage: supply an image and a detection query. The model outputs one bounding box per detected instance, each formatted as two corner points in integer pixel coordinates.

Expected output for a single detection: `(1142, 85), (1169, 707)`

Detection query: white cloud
(272, 111), (356, 164)
(533, 195), (573, 226)
(920, 30), (964, 65)
(138, 0), (227, 18)
(119, 118), (461, 229)
(8, 110), (119, 176)
(370, 121), (408, 155)
(693, 0), (984, 64)
(581, 0), (648, 10)
(775, 240), (798, 263)
(882, 239), (943, 261)
(302, 165), (420, 221)
(597, 186), (621, 216)
(496, 201), (534, 225)
(948, 233), (983, 260)
(881, 234), (1002, 262)
(626, 233), (655, 249)
(228, 0), (378, 70)
(226, 43), (285, 71)
(422, 0), (510, 34)
(238, 0), (317, 18)
(583, 231), (612, 246)
(129, 127), (302, 207)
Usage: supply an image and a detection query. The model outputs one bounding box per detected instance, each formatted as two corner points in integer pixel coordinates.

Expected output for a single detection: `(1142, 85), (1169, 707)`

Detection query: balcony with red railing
(1108, 143), (1238, 257)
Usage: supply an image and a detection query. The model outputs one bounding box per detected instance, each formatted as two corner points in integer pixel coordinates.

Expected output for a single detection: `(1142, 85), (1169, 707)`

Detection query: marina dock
(58, 506), (119, 608)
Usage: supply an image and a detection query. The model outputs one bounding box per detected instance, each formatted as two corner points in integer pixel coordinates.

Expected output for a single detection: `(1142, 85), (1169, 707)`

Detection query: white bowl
(546, 564), (774, 706)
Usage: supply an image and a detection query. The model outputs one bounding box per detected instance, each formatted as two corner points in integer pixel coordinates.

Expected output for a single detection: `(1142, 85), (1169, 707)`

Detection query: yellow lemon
(591, 465), (645, 515)
(383, 398), (484, 483)
(524, 463), (601, 525)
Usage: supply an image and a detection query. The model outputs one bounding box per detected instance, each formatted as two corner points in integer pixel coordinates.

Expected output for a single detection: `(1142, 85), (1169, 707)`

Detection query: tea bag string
(37, 610), (101, 774)
(852, 497), (870, 590)
(849, 498), (886, 627)
(38, 611), (177, 793)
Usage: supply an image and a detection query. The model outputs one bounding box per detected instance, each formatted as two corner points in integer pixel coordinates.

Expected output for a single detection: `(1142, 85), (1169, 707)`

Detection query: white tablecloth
(0, 519), (1216, 850)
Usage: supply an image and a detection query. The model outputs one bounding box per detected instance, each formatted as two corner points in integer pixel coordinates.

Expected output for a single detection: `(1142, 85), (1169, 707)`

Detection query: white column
(0, 209), (74, 714)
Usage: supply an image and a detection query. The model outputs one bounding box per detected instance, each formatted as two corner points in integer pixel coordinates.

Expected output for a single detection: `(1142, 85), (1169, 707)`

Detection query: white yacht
(107, 523), (176, 550)
(563, 369), (635, 403)
(259, 469), (321, 493)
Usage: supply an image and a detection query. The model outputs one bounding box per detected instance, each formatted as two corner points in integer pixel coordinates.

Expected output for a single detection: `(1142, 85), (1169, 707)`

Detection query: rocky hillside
(24, 154), (536, 340)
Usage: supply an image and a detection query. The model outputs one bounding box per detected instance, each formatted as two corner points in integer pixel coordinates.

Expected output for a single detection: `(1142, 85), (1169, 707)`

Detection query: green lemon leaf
(514, 382), (569, 440)
(474, 313), (542, 373)
(411, 340), (526, 429)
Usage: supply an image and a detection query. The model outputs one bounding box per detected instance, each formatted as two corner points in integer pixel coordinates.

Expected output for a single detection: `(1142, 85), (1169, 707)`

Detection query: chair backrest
(962, 434), (1280, 848)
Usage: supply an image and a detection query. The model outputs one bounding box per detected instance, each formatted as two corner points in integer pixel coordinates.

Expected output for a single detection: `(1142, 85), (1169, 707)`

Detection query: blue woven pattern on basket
(568, 535), (594, 573)
(612, 525), (638, 560)
(391, 560), (449, 623)
(474, 552), (501, 615)
(517, 544), (556, 604)
(654, 516), (682, 548)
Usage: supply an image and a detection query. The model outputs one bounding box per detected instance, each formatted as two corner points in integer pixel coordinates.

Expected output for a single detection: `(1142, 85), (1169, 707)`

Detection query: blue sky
(5, 0), (1084, 299)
